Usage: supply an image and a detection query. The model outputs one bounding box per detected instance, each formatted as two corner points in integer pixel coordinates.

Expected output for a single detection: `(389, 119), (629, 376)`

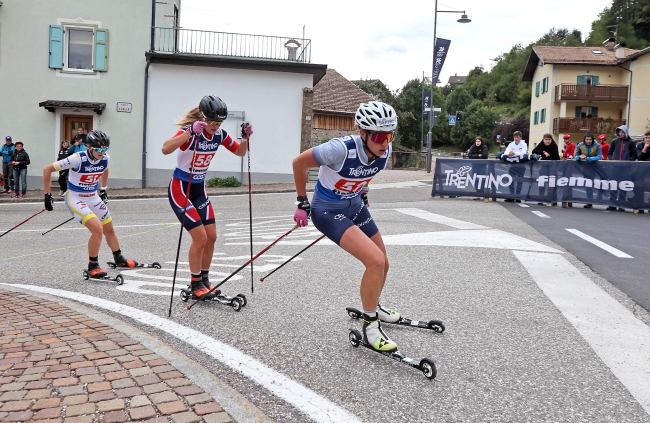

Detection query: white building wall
(146, 64), (312, 186)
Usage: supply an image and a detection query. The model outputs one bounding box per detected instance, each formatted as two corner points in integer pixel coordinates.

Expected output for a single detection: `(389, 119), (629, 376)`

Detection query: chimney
(616, 42), (627, 59)
(604, 37), (616, 51)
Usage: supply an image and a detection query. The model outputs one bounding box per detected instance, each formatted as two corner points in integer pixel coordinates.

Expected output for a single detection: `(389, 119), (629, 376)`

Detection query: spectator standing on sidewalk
(638, 130), (650, 161)
(532, 133), (560, 205)
(561, 134), (575, 160)
(57, 140), (71, 195)
(1, 136), (15, 194)
(574, 132), (602, 209)
(498, 131), (529, 202)
(10, 141), (30, 198)
(598, 134), (609, 160)
(607, 125), (637, 211)
(467, 136), (488, 200)
(68, 134), (87, 155)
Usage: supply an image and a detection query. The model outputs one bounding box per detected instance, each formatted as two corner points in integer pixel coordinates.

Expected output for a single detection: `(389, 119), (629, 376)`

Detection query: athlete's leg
(102, 221), (120, 252)
(201, 223), (217, 270)
(85, 217), (104, 258)
(339, 226), (386, 312)
(188, 225), (207, 274)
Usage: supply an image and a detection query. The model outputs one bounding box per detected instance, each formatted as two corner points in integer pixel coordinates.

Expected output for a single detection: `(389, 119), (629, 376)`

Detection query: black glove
(296, 196), (311, 217)
(99, 189), (108, 203)
(360, 190), (369, 207)
(44, 193), (53, 211)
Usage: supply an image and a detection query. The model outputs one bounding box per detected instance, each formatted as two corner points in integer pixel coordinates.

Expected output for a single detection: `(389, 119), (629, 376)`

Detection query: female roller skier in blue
(292, 101), (400, 352)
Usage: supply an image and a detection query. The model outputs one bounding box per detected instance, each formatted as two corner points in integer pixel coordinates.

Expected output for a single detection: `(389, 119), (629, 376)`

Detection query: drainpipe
(142, 57), (151, 188)
(617, 64), (632, 128)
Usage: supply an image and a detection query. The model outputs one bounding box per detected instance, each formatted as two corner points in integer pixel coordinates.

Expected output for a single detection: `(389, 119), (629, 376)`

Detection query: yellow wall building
(522, 43), (650, 153)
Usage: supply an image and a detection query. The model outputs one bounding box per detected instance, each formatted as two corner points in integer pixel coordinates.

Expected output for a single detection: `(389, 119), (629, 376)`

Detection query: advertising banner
(432, 159), (650, 210)
(432, 38), (451, 85)
(422, 91), (431, 117)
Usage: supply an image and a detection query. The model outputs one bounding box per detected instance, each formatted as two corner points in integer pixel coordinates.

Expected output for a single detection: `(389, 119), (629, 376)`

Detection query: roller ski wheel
(82, 269), (124, 285)
(180, 289), (190, 302)
(236, 294), (247, 307)
(180, 287), (245, 312)
(346, 307), (445, 333)
(107, 261), (161, 269)
(348, 329), (437, 380)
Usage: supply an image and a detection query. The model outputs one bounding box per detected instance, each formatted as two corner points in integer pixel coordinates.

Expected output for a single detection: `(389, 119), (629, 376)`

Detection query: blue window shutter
(534, 111), (538, 125)
(93, 29), (108, 71)
(591, 107), (598, 117)
(535, 81), (540, 97)
(541, 108), (546, 123)
(49, 25), (64, 69)
(575, 106), (581, 118)
(577, 75), (584, 85)
(592, 76), (599, 85)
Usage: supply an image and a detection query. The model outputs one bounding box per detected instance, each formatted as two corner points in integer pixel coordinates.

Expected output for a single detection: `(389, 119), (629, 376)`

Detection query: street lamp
(426, 1), (471, 173)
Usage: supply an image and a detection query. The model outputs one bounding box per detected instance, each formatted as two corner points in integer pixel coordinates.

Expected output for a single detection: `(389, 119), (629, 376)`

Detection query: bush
(206, 176), (241, 188)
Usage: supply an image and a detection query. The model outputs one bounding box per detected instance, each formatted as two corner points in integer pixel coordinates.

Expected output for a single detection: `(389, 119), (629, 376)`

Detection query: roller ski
(178, 273), (247, 312)
(83, 261), (124, 285)
(346, 305), (445, 333)
(106, 251), (159, 269)
(348, 312), (437, 379)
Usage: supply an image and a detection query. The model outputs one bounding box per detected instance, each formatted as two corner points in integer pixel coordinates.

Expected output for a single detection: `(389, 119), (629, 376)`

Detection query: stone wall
(300, 88), (314, 153)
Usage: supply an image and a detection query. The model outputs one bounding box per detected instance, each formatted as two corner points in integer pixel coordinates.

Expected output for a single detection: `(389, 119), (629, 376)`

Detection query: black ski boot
(201, 271), (220, 297)
(112, 250), (138, 268)
(88, 261), (107, 279)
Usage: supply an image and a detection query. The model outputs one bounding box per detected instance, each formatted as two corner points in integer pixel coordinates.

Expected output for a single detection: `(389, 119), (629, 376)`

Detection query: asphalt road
(501, 200), (650, 313)
(1, 185), (649, 423)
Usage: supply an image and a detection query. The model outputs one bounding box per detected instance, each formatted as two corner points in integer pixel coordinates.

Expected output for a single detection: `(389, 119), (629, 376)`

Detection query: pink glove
(241, 123), (253, 138)
(188, 121), (207, 136)
(293, 209), (309, 227)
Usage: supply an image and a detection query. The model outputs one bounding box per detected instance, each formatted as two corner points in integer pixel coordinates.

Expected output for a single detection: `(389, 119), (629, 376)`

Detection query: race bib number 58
(79, 174), (101, 184)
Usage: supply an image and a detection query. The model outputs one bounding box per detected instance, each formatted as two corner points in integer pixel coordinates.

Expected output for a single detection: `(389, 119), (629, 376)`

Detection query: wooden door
(62, 115), (93, 143)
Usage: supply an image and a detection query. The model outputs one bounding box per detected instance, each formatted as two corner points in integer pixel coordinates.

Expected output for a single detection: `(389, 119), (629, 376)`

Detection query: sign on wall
(117, 102), (132, 113)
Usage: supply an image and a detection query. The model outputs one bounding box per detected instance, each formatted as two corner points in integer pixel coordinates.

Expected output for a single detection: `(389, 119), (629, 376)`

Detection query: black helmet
(86, 130), (110, 148)
(199, 95), (228, 122)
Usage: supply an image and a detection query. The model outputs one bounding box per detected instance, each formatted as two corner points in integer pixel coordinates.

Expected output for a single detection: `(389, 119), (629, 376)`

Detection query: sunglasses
(368, 132), (393, 144)
(93, 147), (109, 153)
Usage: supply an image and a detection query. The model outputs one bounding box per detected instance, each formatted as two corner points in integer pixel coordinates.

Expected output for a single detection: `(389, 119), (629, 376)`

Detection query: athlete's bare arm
(42, 164), (56, 195)
(233, 139), (249, 157)
(293, 149), (319, 197)
(101, 168), (109, 188)
(161, 132), (191, 155)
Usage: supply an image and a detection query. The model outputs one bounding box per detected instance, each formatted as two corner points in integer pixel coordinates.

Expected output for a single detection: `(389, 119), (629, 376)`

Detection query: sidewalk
(0, 290), (242, 423)
(0, 169), (433, 204)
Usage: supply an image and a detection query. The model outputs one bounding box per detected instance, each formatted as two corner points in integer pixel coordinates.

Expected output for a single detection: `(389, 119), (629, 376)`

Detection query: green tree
(449, 100), (499, 149)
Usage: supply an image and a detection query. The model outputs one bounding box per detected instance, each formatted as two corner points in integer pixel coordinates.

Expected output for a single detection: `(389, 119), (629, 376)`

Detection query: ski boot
(201, 271), (220, 297)
(347, 306), (445, 333)
(362, 312), (397, 352)
(109, 251), (139, 268)
(377, 304), (401, 323)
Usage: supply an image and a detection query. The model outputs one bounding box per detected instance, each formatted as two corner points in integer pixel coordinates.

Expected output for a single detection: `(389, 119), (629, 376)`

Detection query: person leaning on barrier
(498, 131), (536, 203)
(467, 136), (488, 200)
(607, 125), (636, 212)
(636, 130), (650, 161)
(574, 132), (602, 209)
(532, 133), (559, 206)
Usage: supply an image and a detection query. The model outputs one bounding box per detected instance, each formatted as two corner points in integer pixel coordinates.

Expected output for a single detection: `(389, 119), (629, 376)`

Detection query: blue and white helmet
(355, 101), (398, 132)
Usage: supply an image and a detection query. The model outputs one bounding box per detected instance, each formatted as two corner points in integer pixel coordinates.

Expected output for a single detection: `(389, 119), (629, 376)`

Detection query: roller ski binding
(178, 274), (247, 312)
(348, 312), (437, 379)
(83, 262), (124, 285)
(107, 252), (159, 269)
(346, 305), (445, 333)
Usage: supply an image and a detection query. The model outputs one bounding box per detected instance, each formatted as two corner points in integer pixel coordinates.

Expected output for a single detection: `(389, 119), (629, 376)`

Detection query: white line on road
(565, 229), (633, 258)
(395, 208), (488, 230)
(513, 252), (650, 415)
(532, 211), (550, 218)
(517, 203), (530, 208)
(1, 285), (362, 423)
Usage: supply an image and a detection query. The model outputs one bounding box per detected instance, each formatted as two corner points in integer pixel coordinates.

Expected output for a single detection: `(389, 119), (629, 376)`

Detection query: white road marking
(395, 208), (488, 229)
(513, 252), (650, 415)
(228, 229), (560, 253)
(565, 229), (633, 258)
(517, 203), (530, 208)
(2, 284), (362, 423)
(532, 211), (550, 218)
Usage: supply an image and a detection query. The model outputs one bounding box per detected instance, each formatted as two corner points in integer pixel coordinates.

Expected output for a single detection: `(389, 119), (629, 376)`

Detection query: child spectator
(68, 134), (87, 155)
(10, 141), (30, 198)
(57, 140), (71, 195)
(598, 134), (609, 160)
(561, 134), (575, 160)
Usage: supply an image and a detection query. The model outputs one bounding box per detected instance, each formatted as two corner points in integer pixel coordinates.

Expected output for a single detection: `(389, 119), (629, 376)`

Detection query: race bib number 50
(333, 178), (371, 193)
(79, 174), (101, 184)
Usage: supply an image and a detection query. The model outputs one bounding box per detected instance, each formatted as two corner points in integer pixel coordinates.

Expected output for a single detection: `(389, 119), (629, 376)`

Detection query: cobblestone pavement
(0, 290), (233, 423)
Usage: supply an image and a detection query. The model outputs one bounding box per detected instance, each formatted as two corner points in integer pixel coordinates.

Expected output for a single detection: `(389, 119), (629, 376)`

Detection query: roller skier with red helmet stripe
(162, 95), (253, 301)
(292, 101), (442, 378)
(42, 130), (141, 281)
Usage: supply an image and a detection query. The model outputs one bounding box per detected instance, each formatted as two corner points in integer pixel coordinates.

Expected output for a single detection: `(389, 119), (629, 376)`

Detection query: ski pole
(259, 235), (325, 282)
(244, 124), (254, 294)
(0, 209), (46, 238)
(41, 217), (74, 236)
(168, 132), (199, 317)
(187, 224), (298, 310)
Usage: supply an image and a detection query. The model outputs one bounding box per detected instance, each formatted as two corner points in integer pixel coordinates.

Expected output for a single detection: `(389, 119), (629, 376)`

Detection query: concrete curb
(0, 284), (274, 423)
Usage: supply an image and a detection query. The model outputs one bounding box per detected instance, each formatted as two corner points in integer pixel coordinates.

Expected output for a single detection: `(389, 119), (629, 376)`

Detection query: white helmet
(355, 101), (398, 131)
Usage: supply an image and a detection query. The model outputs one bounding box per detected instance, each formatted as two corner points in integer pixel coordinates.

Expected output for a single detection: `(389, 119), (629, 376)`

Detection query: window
(577, 75), (599, 85)
(49, 25), (108, 72)
(535, 81), (540, 97)
(534, 111), (539, 125)
(540, 77), (549, 94)
(540, 108), (546, 123)
(575, 106), (598, 118)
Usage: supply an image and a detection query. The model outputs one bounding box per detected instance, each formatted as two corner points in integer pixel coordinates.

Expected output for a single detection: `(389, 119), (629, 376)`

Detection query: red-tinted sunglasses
(368, 132), (393, 144)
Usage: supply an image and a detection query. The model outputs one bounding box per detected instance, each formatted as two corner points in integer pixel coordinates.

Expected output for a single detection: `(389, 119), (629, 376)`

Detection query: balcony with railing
(554, 84), (628, 102)
(152, 27), (312, 63)
(553, 117), (626, 133)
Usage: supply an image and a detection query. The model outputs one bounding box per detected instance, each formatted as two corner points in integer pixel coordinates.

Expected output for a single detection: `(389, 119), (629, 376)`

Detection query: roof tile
(313, 69), (372, 114)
